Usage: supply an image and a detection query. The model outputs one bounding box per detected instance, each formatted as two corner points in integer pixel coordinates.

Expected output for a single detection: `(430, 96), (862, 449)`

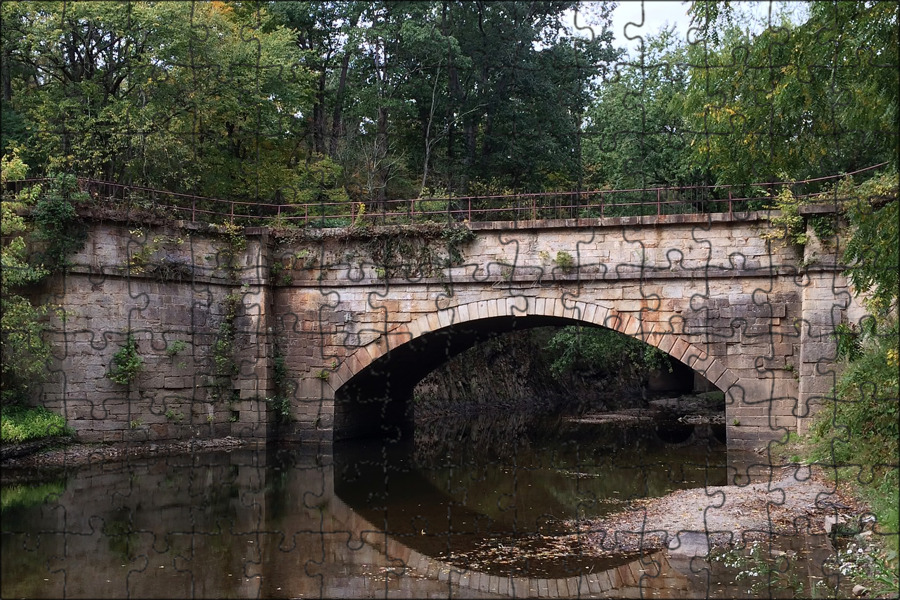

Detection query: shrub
(107, 334), (143, 386)
(1, 405), (71, 443)
(554, 251), (576, 272)
(31, 174), (87, 271)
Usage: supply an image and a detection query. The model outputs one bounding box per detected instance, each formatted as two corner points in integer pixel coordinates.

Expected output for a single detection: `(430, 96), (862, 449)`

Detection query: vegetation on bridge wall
(1, 157), (86, 406)
(270, 220), (474, 284)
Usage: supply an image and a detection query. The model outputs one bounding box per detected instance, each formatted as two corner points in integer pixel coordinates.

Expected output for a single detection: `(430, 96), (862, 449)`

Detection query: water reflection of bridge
(5, 447), (833, 599)
(327, 491), (695, 598)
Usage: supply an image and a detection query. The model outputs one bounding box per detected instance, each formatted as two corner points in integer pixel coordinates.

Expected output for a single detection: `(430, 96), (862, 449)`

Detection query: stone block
(669, 338), (689, 362)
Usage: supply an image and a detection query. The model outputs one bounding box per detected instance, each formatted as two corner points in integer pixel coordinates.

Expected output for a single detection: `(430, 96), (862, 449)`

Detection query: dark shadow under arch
(333, 314), (719, 441)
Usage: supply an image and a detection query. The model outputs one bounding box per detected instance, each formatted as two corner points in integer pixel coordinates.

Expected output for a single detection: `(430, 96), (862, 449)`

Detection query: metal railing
(2, 163), (889, 228)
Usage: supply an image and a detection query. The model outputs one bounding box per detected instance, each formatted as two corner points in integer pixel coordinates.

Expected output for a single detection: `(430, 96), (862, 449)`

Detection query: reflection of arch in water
(328, 491), (694, 598)
(333, 298), (731, 440)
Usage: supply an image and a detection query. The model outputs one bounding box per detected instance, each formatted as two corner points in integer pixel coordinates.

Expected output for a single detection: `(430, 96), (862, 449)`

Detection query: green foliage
(164, 409), (184, 422)
(583, 28), (695, 189)
(212, 325), (237, 378)
(762, 187), (808, 247)
(808, 214), (838, 242)
(210, 292), (242, 400)
(214, 223), (248, 278)
(267, 346), (293, 424)
(0, 405), (71, 443)
(270, 261), (293, 286)
(554, 251), (575, 272)
(30, 175), (87, 271)
(545, 325), (671, 383)
(1, 162), (58, 404)
(0, 294), (54, 405)
(683, 2), (898, 186)
(2, 1), (895, 211)
(842, 172), (899, 313)
(0, 146), (28, 183)
(3, 1), (317, 201)
(1, 480), (66, 513)
(835, 319), (878, 362)
(806, 171), (899, 560)
(165, 340), (188, 358)
(811, 318), (899, 466)
(353, 222), (474, 280)
(107, 334), (143, 386)
(3, 1), (617, 205)
(440, 225), (476, 265)
(127, 234), (191, 281)
(293, 249), (317, 270)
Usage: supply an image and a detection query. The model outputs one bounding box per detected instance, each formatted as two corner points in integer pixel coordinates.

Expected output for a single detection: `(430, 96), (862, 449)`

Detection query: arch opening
(334, 315), (574, 440)
(333, 309), (727, 442)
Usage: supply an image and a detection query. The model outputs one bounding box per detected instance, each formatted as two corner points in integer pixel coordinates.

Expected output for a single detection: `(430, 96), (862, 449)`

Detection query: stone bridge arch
(329, 296), (741, 441)
(32, 215), (856, 448)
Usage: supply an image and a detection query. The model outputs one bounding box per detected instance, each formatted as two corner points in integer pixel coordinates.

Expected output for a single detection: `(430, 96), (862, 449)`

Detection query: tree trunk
(329, 51), (350, 157)
(313, 69), (327, 154)
(375, 105), (389, 208)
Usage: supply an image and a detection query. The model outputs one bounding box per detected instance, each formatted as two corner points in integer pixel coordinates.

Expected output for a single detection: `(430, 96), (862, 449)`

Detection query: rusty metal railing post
(729, 190), (733, 217)
(657, 188), (661, 216)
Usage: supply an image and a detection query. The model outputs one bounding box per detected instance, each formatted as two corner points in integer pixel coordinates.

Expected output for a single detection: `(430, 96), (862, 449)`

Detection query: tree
(582, 28), (693, 190)
(545, 325), (670, 387)
(0, 152), (49, 404)
(682, 1), (898, 186)
(3, 1), (318, 203)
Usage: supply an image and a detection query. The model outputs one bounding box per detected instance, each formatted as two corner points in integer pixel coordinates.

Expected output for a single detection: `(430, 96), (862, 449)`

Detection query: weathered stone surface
(30, 216), (860, 448)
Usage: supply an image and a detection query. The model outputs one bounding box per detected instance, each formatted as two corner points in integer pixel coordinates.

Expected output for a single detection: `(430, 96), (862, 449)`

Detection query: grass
(0, 405), (72, 443)
(1, 480), (65, 512)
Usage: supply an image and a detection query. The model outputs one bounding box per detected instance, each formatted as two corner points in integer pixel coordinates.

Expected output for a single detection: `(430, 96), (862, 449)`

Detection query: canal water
(2, 420), (849, 598)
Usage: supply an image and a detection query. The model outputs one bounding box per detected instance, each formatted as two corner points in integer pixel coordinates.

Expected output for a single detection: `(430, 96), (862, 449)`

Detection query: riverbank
(567, 461), (898, 598)
(572, 463), (865, 555)
(1, 436), (256, 473)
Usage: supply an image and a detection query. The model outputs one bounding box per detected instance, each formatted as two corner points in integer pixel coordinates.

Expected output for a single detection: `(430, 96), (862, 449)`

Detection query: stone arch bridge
(41, 210), (860, 450)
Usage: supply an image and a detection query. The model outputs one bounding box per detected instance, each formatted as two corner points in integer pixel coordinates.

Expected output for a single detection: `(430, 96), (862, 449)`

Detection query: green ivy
(210, 292), (241, 401)
(808, 214), (838, 242)
(31, 174), (88, 271)
(215, 222), (247, 279)
(351, 222), (474, 280)
(107, 334), (143, 386)
(267, 346), (293, 424)
(165, 340), (188, 357)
